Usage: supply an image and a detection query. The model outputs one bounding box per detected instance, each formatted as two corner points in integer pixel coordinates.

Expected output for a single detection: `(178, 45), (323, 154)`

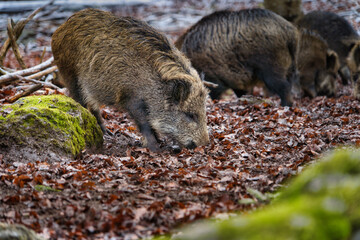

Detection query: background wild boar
(264, 0), (303, 22)
(296, 11), (360, 86)
(298, 29), (340, 98)
(175, 9), (299, 107)
(51, 8), (209, 152)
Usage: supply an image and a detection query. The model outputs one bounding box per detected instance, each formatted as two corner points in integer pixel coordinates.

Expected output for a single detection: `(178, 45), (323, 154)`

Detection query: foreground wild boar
(264, 0), (303, 22)
(175, 9), (299, 106)
(298, 29), (340, 98)
(296, 11), (360, 85)
(51, 8), (209, 152)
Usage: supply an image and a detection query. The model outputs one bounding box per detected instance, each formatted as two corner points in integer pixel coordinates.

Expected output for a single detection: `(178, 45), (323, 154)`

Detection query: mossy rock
(154, 149), (360, 240)
(0, 222), (44, 240)
(0, 95), (103, 163)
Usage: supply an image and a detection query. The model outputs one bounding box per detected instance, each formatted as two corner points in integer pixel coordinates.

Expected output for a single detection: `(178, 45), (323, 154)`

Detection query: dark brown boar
(51, 8), (209, 152)
(298, 29), (340, 98)
(264, 0), (303, 22)
(296, 11), (360, 85)
(175, 9), (299, 107)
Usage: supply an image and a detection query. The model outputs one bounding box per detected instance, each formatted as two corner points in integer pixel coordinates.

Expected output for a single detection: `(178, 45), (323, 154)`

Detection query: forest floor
(0, 0), (360, 239)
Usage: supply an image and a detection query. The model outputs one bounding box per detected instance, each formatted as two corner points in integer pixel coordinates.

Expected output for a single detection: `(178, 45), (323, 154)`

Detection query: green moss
(277, 150), (360, 201)
(154, 149), (360, 240)
(0, 95), (103, 157)
(34, 185), (61, 192)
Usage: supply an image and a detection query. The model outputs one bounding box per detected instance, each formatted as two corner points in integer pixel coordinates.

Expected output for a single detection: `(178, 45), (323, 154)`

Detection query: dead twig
(203, 80), (219, 88)
(15, 74), (61, 91)
(0, 57), (54, 85)
(7, 66), (62, 103)
(7, 19), (27, 69)
(0, 0), (55, 65)
(8, 83), (43, 103)
(0, 67), (10, 75)
(40, 47), (46, 63)
(26, 65), (58, 80)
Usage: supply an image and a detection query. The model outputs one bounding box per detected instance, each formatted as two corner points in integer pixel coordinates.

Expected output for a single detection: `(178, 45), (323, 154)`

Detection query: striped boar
(296, 11), (360, 86)
(175, 9), (299, 107)
(264, 0), (303, 22)
(51, 8), (210, 152)
(298, 29), (340, 98)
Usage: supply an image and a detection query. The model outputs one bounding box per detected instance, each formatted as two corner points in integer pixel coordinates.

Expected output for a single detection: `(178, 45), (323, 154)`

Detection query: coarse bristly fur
(175, 8), (299, 107)
(296, 10), (360, 86)
(51, 8), (209, 152)
(298, 29), (340, 98)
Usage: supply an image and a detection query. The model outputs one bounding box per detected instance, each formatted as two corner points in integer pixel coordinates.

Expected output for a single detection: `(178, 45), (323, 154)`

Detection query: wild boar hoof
(148, 144), (160, 153)
(141, 137), (160, 152)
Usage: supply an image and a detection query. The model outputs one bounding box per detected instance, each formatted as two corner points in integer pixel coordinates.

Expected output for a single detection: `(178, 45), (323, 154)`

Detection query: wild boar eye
(185, 112), (198, 122)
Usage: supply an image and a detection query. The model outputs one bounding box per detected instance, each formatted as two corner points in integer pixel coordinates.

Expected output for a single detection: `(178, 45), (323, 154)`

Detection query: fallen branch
(203, 80), (219, 88)
(0, 57), (54, 85)
(8, 83), (43, 103)
(15, 72), (62, 91)
(27, 65), (58, 80)
(7, 18), (27, 69)
(0, 0), (54, 65)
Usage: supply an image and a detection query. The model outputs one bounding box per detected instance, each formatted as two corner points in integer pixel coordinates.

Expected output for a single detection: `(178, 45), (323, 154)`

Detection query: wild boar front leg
(339, 65), (351, 85)
(126, 98), (159, 152)
(258, 69), (293, 107)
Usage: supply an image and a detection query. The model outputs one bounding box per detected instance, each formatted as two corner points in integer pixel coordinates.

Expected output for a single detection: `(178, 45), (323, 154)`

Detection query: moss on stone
(154, 149), (360, 240)
(34, 185), (61, 192)
(0, 95), (103, 161)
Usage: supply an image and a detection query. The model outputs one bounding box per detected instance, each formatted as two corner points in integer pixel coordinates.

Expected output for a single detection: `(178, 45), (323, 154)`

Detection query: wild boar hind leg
(125, 99), (160, 152)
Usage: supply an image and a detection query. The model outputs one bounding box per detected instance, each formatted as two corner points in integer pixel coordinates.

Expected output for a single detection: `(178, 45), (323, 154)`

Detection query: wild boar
(51, 8), (210, 152)
(264, 0), (303, 22)
(296, 11), (360, 85)
(298, 29), (340, 98)
(175, 9), (299, 107)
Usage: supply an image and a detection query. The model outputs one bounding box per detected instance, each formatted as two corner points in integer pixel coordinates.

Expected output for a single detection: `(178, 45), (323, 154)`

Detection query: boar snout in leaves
(175, 9), (299, 107)
(51, 8), (210, 152)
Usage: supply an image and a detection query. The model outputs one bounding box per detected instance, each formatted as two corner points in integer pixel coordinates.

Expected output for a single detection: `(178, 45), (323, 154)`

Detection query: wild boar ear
(326, 50), (340, 72)
(168, 79), (191, 104)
